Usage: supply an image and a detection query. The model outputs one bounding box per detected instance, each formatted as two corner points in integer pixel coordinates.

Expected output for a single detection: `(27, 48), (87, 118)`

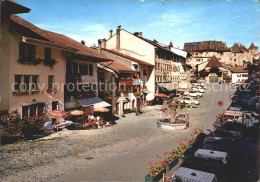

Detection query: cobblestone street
(1, 84), (232, 181)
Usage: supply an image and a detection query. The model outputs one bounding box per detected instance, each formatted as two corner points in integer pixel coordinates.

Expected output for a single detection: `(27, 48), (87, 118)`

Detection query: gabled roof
(1, 0), (30, 14)
(248, 43), (258, 50)
(99, 61), (135, 73)
(229, 67), (248, 73)
(184, 41), (230, 52)
(205, 56), (223, 68)
(102, 48), (154, 67)
(10, 15), (109, 61)
(231, 43), (248, 53)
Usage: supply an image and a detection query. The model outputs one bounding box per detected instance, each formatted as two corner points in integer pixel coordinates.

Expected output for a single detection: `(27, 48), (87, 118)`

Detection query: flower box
(13, 90), (42, 96)
(145, 168), (166, 182)
(166, 158), (179, 171)
(183, 148), (190, 157)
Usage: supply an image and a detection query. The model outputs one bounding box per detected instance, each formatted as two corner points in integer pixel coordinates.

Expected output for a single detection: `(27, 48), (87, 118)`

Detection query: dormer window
(133, 64), (138, 70)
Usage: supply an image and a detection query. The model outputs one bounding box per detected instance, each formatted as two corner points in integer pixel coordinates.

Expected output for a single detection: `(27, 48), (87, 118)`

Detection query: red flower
(150, 169), (155, 173)
(164, 151), (169, 156)
(155, 163), (158, 165)
(149, 162), (152, 165)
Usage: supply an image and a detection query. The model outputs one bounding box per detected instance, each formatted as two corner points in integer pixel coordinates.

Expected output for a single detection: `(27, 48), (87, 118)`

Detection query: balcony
(119, 79), (134, 86)
(66, 74), (81, 84)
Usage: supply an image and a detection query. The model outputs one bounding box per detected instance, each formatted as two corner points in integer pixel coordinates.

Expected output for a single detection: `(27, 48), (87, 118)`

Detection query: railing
(65, 74), (81, 83)
(119, 79), (134, 86)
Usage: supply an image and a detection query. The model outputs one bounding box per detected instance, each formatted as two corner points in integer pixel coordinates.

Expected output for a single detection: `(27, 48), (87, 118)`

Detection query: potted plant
(145, 155), (166, 182)
(134, 91), (141, 97)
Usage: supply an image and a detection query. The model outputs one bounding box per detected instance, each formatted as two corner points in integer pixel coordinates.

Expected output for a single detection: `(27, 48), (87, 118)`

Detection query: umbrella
(94, 107), (110, 113)
(70, 110), (84, 116)
(155, 93), (167, 98)
(46, 110), (68, 119)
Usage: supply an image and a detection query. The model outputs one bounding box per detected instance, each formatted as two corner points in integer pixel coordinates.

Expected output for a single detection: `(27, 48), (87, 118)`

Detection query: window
(66, 62), (72, 74)
(133, 64), (138, 70)
(143, 69), (147, 76)
(24, 75), (30, 90)
(19, 43), (36, 59)
(30, 104), (37, 117)
(14, 75), (22, 91)
(48, 75), (54, 90)
(37, 103), (45, 115)
(89, 64), (93, 75)
(237, 74), (241, 77)
(196, 59), (200, 62)
(22, 106), (29, 119)
(234, 59), (236, 62)
(80, 64), (88, 75)
(45, 47), (51, 61)
(31, 75), (39, 90)
(73, 63), (78, 74)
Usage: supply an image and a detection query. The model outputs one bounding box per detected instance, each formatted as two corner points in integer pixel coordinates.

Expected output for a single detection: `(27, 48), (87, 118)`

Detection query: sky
(16, 0), (260, 49)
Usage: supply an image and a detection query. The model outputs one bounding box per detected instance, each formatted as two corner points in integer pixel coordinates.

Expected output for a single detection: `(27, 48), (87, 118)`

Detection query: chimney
(81, 40), (85, 45)
(109, 30), (113, 38)
(98, 39), (101, 53)
(116, 25), (121, 50)
(101, 38), (106, 49)
(169, 42), (173, 48)
(134, 32), (143, 37)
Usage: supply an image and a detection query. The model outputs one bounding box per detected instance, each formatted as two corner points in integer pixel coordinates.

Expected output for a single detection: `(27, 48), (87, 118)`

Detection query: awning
(173, 167), (217, 182)
(64, 99), (81, 110)
(77, 97), (111, 108)
(223, 110), (243, 117)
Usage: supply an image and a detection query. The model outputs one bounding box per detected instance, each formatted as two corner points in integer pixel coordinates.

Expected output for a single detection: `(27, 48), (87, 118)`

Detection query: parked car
(203, 136), (234, 152)
(191, 87), (205, 93)
(186, 103), (198, 108)
(177, 97), (200, 105)
(184, 90), (203, 97)
(190, 79), (197, 83)
(192, 83), (205, 87)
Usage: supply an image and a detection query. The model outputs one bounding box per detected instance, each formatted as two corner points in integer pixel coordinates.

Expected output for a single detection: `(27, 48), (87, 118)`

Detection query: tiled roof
(223, 72), (231, 80)
(205, 56), (223, 68)
(248, 43), (258, 50)
(231, 43), (248, 53)
(184, 41), (230, 52)
(99, 61), (135, 73)
(229, 67), (248, 73)
(10, 15), (109, 61)
(102, 49), (154, 67)
(1, 0), (30, 14)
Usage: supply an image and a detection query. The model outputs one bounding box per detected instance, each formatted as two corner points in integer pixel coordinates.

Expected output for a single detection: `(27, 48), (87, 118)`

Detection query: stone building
(198, 56), (231, 83)
(0, 0), (109, 118)
(229, 67), (248, 84)
(101, 26), (184, 92)
(97, 48), (153, 115)
(184, 40), (258, 68)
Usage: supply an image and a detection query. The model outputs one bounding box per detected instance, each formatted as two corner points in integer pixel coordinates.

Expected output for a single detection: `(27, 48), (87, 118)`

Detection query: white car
(192, 83), (205, 87)
(177, 97), (200, 105)
(184, 90), (203, 97)
(191, 87), (205, 93)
